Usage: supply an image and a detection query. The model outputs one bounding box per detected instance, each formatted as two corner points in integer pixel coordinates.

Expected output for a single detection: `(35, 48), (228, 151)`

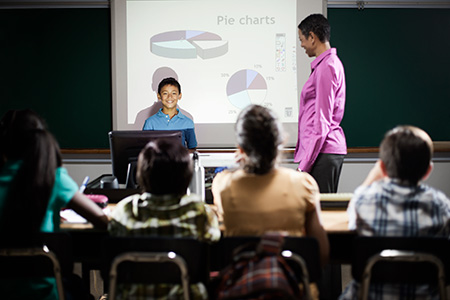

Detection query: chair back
(103, 236), (210, 300)
(0, 232), (73, 300)
(210, 236), (322, 283)
(41, 232), (74, 276)
(352, 236), (450, 300)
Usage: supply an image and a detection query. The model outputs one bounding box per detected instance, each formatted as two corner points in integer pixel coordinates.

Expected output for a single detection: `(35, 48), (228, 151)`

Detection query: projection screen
(111, 0), (324, 148)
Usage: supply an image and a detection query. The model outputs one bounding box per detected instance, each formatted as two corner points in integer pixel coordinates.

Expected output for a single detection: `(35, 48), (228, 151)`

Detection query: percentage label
(228, 110), (237, 114)
(263, 103), (273, 107)
(221, 73), (230, 77)
(266, 76), (275, 81)
(254, 64), (262, 68)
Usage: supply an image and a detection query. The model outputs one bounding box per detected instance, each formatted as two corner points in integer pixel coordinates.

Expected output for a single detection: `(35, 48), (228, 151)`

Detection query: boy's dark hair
(157, 77), (181, 95)
(380, 126), (433, 185)
(298, 14), (331, 43)
(235, 105), (283, 175)
(137, 138), (192, 195)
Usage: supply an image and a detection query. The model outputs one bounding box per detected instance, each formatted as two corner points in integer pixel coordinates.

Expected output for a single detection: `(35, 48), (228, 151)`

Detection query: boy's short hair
(380, 125), (433, 185)
(157, 77), (181, 94)
(137, 138), (192, 195)
(298, 14), (331, 43)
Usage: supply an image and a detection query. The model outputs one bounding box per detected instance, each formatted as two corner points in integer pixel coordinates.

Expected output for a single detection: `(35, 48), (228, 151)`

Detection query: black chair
(210, 236), (322, 300)
(102, 236), (210, 300)
(352, 236), (450, 300)
(0, 232), (74, 300)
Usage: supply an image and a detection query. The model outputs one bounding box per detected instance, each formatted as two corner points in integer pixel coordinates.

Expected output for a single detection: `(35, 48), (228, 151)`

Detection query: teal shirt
(0, 160), (78, 231)
(0, 160), (79, 300)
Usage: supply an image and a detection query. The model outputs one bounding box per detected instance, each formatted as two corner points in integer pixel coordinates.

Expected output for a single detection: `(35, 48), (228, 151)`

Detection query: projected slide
(124, 0), (299, 126)
(227, 69), (267, 109)
(150, 30), (228, 59)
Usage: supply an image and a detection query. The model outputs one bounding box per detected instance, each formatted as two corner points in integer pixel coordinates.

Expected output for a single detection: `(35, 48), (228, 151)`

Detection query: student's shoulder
(112, 193), (142, 215)
(178, 112), (195, 125)
(422, 185), (450, 206)
(281, 167), (316, 183)
(216, 168), (244, 180)
(352, 181), (384, 205)
(179, 194), (207, 211)
(54, 167), (78, 190)
(145, 112), (162, 122)
(211, 168), (241, 191)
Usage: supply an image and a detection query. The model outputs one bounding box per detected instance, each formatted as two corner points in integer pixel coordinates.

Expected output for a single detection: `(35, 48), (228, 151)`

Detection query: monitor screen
(109, 130), (183, 185)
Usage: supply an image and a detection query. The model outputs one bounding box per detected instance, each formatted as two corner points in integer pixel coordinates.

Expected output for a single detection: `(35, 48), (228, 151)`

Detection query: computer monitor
(109, 130), (182, 187)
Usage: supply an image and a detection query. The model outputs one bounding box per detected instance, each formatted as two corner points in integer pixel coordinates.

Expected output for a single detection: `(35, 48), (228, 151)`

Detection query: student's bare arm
(66, 192), (109, 230)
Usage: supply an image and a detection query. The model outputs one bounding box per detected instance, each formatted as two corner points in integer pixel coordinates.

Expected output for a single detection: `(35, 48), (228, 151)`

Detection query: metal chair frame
(108, 251), (190, 300)
(103, 237), (209, 300)
(0, 246), (65, 300)
(281, 249), (313, 300)
(359, 249), (447, 300)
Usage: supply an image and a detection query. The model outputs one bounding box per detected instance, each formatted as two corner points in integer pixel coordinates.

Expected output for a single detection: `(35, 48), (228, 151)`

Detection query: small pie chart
(226, 69), (267, 109)
(150, 30), (228, 59)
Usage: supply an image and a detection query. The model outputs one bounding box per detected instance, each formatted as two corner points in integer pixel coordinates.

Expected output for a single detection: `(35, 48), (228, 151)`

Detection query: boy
(109, 138), (220, 299)
(341, 125), (450, 299)
(143, 77), (197, 150)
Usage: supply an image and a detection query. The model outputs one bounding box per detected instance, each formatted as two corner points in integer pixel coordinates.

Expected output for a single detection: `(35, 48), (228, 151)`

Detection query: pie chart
(226, 69), (267, 109)
(150, 30), (228, 59)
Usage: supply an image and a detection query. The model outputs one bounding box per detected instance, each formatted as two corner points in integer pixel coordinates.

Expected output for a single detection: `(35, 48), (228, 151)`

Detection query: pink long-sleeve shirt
(294, 48), (347, 172)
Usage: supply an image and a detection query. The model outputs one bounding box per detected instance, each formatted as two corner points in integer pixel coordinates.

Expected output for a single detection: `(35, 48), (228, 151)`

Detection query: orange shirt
(212, 167), (319, 237)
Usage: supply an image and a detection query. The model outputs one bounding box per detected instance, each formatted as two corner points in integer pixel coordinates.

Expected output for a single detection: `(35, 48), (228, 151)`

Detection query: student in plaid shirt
(109, 138), (220, 300)
(341, 125), (450, 300)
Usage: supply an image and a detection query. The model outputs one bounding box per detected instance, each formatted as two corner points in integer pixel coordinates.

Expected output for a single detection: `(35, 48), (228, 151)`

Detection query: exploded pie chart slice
(150, 30), (228, 59)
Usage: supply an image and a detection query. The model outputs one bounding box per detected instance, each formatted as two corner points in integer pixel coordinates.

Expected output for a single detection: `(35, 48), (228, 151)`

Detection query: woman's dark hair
(298, 14), (331, 43)
(137, 138), (192, 196)
(380, 126), (433, 186)
(236, 105), (284, 175)
(0, 109), (61, 245)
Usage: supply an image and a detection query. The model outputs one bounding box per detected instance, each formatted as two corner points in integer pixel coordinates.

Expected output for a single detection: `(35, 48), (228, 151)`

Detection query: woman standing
(295, 14), (347, 193)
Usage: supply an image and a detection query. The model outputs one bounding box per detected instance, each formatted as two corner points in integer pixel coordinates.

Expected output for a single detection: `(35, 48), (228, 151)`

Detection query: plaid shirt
(342, 179), (450, 300)
(109, 193), (221, 300)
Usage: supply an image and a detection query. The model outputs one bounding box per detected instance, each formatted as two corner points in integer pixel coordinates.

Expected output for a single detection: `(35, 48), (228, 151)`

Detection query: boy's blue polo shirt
(142, 109), (198, 149)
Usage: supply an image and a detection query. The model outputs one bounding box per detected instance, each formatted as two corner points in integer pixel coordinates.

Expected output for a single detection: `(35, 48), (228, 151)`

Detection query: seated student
(109, 138), (220, 300)
(142, 77), (197, 151)
(211, 105), (329, 299)
(0, 109), (108, 300)
(341, 125), (450, 300)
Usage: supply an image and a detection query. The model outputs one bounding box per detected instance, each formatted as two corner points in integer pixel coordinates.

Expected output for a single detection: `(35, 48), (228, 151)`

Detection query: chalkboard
(328, 8), (450, 147)
(0, 8), (112, 149)
(1, 8), (449, 149)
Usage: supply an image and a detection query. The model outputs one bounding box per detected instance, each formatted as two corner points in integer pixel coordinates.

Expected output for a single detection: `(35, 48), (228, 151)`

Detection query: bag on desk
(216, 233), (302, 300)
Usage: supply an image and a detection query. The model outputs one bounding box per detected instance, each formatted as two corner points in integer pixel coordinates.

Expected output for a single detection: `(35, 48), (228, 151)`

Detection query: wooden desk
(62, 204), (355, 266)
(322, 210), (349, 232)
(61, 204), (350, 232)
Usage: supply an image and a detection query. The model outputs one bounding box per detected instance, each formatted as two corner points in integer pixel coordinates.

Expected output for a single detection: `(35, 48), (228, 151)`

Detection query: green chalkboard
(328, 8), (450, 147)
(0, 8), (112, 149)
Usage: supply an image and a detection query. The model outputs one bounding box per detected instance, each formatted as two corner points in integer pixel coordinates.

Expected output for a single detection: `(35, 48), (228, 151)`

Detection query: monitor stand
(125, 160), (138, 189)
